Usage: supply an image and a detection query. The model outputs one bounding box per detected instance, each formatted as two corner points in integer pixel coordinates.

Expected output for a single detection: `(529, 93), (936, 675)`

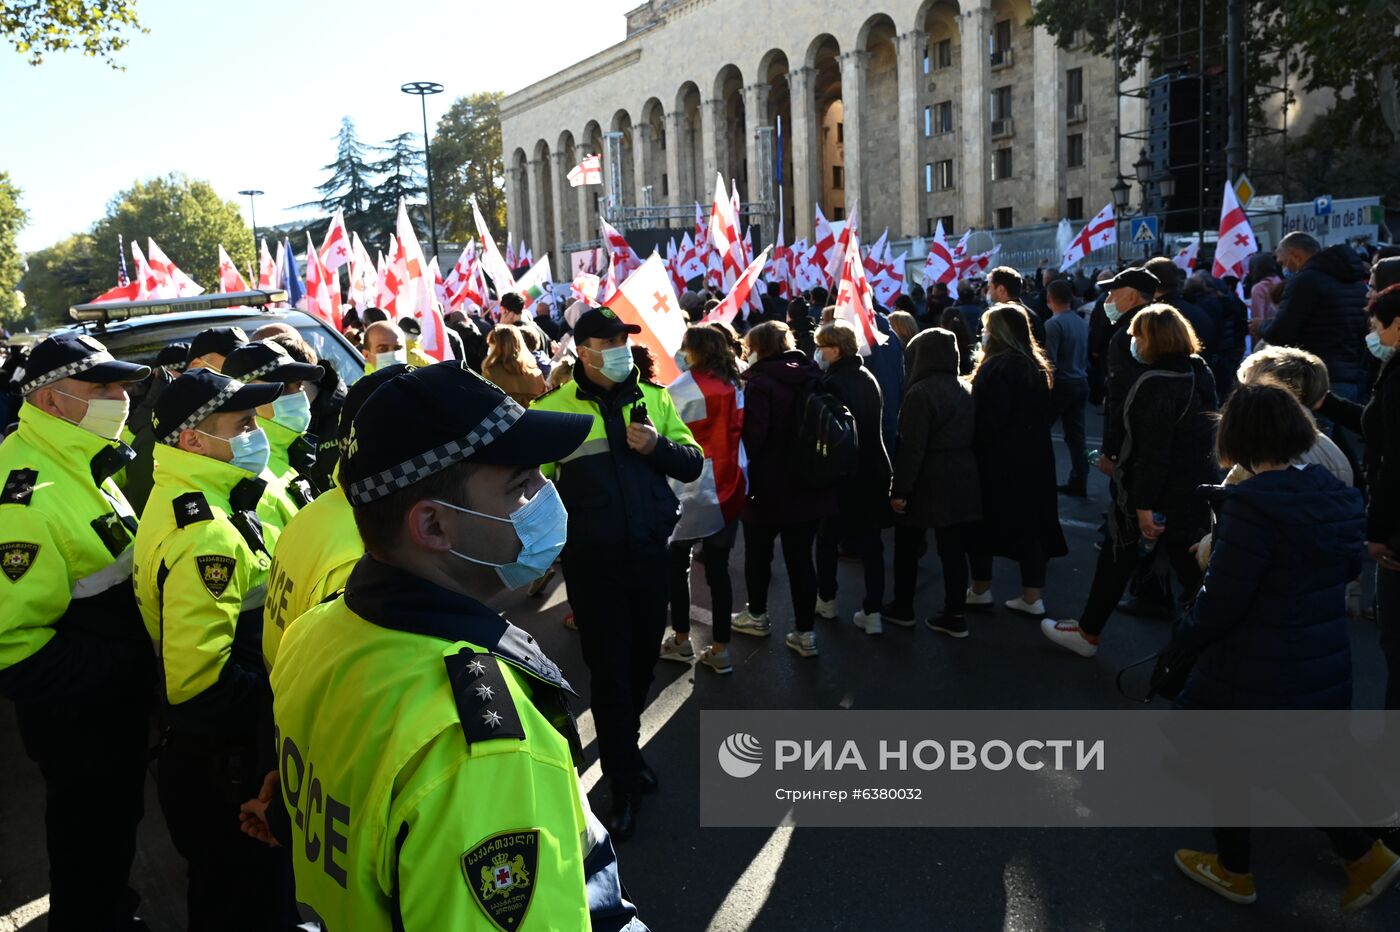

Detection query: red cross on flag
(604, 254), (686, 383)
(319, 208), (352, 272)
(147, 238), (204, 297)
(1212, 185), (1258, 279)
(217, 245), (249, 293)
(678, 232), (707, 281)
(471, 196), (518, 295)
(923, 220), (958, 295)
(567, 153), (602, 187)
(1173, 235), (1201, 273)
(303, 233), (341, 329)
(702, 246), (771, 328)
(833, 227), (887, 357)
(708, 173), (743, 284)
(824, 203), (860, 286)
(601, 217), (643, 280)
(1059, 203), (1117, 272)
(257, 239), (277, 290)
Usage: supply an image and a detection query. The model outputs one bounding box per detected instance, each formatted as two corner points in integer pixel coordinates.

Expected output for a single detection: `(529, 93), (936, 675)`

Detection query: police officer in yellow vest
(221, 339), (325, 531)
(0, 334), (154, 931)
(270, 362), (647, 930)
(133, 368), (298, 930)
(262, 363), (411, 670)
(531, 307), (703, 839)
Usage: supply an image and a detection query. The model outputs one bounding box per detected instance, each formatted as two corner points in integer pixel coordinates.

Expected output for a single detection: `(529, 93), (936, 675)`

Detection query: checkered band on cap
(347, 396), (526, 505)
(159, 379), (245, 445)
(236, 359), (285, 383)
(18, 352), (116, 396)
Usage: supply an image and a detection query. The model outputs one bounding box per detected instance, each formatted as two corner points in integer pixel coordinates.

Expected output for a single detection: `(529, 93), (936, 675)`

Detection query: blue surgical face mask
(1104, 298), (1123, 324)
(813, 348), (831, 371)
(435, 481), (568, 589)
(590, 344), (635, 383)
(1130, 336), (1146, 365)
(270, 390), (312, 433)
(1366, 330), (1395, 362)
(201, 427), (271, 475)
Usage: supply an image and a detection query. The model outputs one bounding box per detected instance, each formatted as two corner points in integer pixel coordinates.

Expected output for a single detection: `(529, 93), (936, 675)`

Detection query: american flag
(117, 234), (130, 287)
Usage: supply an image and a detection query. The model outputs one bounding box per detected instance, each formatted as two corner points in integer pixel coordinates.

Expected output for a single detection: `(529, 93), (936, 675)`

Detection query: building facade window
(1067, 68), (1084, 111)
(925, 162), (933, 194)
(833, 165), (844, 190)
(992, 147), (1013, 180)
(991, 86), (1012, 122)
(1067, 133), (1085, 168)
(934, 38), (953, 70)
(662, 173), (668, 196)
(938, 214), (956, 234)
(995, 206), (1014, 229)
(1066, 196), (1084, 220)
(834, 207), (846, 221)
(924, 105), (932, 138)
(935, 159), (954, 191)
(993, 20), (1012, 54)
(837, 122), (844, 144)
(934, 101), (953, 135)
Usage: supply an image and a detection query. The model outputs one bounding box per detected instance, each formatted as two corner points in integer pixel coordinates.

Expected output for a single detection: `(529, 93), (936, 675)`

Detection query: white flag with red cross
(665, 239), (687, 298)
(131, 241), (167, 299)
(320, 208), (352, 272)
(923, 220), (958, 294)
(708, 174), (743, 285)
(1059, 203), (1116, 272)
(825, 203), (860, 286)
(395, 199), (452, 360)
(702, 247), (771, 328)
(600, 217), (642, 280)
(812, 206), (837, 285)
(678, 232), (706, 282)
(442, 241), (473, 307)
(257, 239), (277, 289)
(471, 197), (518, 296)
(1212, 186), (1258, 279)
(146, 238), (204, 297)
(833, 228), (887, 357)
(873, 251), (907, 306)
(571, 273), (602, 307)
(218, 245), (249, 293)
(1173, 236), (1201, 273)
(303, 233), (340, 328)
(567, 153), (602, 187)
(604, 254), (686, 383)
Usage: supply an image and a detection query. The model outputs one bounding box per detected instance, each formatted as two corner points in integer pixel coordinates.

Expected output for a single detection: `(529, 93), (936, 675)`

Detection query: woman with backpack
(731, 321), (839, 658)
(812, 320), (892, 634)
(966, 303), (1067, 619)
(659, 326), (747, 675)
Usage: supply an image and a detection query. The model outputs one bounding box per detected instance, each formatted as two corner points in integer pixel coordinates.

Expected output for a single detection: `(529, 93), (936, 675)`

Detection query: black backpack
(794, 381), (858, 487)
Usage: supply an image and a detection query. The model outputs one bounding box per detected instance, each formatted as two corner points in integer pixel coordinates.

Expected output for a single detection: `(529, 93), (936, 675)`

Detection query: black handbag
(1116, 640), (1199, 703)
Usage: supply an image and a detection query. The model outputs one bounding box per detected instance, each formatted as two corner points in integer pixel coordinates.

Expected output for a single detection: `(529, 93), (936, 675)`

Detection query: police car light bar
(69, 289), (291, 323)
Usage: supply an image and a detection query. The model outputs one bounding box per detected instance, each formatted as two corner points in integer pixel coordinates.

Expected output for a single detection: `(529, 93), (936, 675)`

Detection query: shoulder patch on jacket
(173, 492), (213, 528)
(444, 647), (525, 747)
(195, 554), (236, 598)
(0, 542), (40, 582)
(461, 829), (539, 930)
(1, 469), (37, 506)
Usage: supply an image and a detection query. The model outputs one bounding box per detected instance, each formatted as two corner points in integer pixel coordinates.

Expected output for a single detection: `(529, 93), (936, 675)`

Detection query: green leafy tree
(16, 232), (108, 328)
(0, 172), (27, 325)
(367, 133), (427, 251)
(2, 0), (146, 68)
(431, 91), (506, 242)
(296, 117), (379, 244)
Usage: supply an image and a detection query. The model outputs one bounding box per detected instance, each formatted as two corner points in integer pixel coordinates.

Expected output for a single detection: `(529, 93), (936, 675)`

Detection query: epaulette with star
(445, 646), (525, 746)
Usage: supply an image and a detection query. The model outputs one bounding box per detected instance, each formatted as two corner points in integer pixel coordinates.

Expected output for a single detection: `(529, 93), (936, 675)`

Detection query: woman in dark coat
(1042, 305), (1218, 656)
(886, 328), (981, 637)
(1164, 383), (1398, 913)
(813, 320), (892, 634)
(732, 321), (838, 658)
(1317, 281), (1400, 710)
(966, 303), (1067, 617)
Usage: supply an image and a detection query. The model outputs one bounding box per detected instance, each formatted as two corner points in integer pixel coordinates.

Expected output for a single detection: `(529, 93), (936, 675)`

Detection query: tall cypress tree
(297, 118), (379, 245)
(367, 132), (428, 250)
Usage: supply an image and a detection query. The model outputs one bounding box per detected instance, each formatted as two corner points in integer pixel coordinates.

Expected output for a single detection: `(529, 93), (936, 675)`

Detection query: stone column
(577, 129), (594, 243)
(787, 66), (817, 241)
(551, 150), (569, 270)
(742, 83), (767, 204)
(505, 163), (523, 245)
(896, 29), (927, 239)
(632, 123), (650, 208)
(959, 0), (993, 229)
(839, 50), (869, 224)
(527, 158), (548, 263)
(702, 98), (722, 195)
(665, 110), (686, 206)
(1032, 25), (1061, 223)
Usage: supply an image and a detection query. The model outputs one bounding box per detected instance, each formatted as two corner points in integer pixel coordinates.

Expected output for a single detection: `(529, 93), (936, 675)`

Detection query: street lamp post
(238, 189), (263, 269)
(401, 80), (445, 259)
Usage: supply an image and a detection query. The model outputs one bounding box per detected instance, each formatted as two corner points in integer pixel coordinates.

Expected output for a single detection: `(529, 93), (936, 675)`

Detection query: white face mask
(375, 349), (409, 368)
(53, 389), (129, 440)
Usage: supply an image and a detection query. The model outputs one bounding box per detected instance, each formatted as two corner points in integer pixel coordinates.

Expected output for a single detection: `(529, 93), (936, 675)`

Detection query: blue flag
(282, 236), (306, 306)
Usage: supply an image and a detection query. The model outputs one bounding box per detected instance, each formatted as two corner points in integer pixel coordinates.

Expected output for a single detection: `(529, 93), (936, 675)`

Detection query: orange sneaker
(1174, 849), (1257, 904)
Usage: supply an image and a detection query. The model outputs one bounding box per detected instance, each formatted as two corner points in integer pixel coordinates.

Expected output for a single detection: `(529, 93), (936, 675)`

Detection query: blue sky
(1, 0), (639, 253)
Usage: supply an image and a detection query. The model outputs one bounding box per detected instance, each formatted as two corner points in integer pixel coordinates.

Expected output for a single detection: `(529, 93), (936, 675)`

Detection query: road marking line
(704, 811), (796, 931)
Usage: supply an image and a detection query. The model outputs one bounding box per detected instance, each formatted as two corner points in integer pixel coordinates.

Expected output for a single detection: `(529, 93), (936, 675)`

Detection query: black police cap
(157, 343), (190, 370)
(338, 363), (412, 442)
(185, 327), (249, 366)
(1097, 267), (1161, 294)
(341, 361), (591, 506)
(573, 306), (641, 344)
(223, 340), (324, 385)
(153, 368), (283, 444)
(399, 316), (422, 337)
(17, 333), (150, 396)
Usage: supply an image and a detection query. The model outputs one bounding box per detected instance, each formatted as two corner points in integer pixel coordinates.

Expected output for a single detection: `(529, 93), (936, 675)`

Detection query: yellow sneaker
(1174, 849), (1257, 904)
(1341, 841), (1400, 914)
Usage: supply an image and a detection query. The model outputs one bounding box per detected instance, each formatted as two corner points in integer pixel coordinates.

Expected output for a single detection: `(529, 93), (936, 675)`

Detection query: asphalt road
(2, 423), (1397, 931)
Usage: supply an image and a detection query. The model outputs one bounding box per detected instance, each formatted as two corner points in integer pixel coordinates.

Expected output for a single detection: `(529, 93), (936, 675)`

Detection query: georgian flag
(1212, 186), (1258, 279)
(601, 217), (642, 280)
(1059, 203), (1117, 272)
(872, 251), (907, 306)
(678, 232), (706, 281)
(824, 203), (859, 287)
(146, 238), (204, 296)
(567, 153), (602, 187)
(257, 238), (277, 290)
(320, 208), (352, 272)
(833, 227), (887, 357)
(1173, 236), (1201, 273)
(471, 196), (518, 295)
(303, 233), (340, 328)
(923, 220), (957, 294)
(604, 254), (686, 383)
(702, 247), (771, 327)
(218, 245), (249, 293)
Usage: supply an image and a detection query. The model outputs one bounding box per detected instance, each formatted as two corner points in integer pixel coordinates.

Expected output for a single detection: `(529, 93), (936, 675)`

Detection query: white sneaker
(1005, 596), (1046, 617)
(731, 608), (772, 637)
(1040, 618), (1099, 657)
(659, 634), (695, 663)
(699, 646), (733, 674)
(814, 596), (838, 619)
(785, 630), (818, 657)
(854, 610), (883, 635)
(965, 587), (993, 609)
